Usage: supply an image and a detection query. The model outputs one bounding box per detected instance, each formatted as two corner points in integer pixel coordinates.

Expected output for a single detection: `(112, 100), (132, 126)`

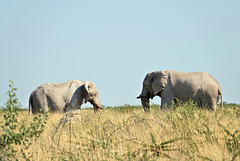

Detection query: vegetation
(0, 80), (48, 161)
(0, 81), (239, 160)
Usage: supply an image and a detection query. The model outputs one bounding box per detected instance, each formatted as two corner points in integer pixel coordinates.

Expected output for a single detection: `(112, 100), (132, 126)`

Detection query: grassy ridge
(1, 103), (239, 160)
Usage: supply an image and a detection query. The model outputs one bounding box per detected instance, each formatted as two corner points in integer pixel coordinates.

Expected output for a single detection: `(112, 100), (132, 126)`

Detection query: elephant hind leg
(209, 98), (217, 112)
(212, 103), (217, 112)
(204, 96), (217, 111)
(206, 92), (219, 111)
(32, 101), (40, 114)
(195, 90), (206, 109)
(39, 96), (49, 112)
(32, 98), (46, 114)
(195, 94), (217, 111)
(196, 91), (213, 110)
(196, 98), (211, 110)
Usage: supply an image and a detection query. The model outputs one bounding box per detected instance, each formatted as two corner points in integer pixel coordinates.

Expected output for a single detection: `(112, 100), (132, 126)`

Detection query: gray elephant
(29, 80), (103, 114)
(137, 70), (223, 112)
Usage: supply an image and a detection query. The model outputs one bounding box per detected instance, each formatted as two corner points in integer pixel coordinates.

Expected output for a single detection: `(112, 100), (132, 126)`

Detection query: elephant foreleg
(160, 90), (174, 110)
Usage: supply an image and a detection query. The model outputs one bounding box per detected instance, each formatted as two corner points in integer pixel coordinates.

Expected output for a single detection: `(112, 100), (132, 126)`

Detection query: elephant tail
(29, 95), (32, 115)
(218, 89), (223, 111)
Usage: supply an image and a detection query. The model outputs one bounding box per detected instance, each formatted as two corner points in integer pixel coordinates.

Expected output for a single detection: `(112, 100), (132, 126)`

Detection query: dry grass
(1, 103), (240, 161)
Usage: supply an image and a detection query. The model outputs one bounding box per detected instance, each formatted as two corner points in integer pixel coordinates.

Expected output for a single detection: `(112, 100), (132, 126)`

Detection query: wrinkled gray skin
(137, 70), (223, 112)
(29, 80), (103, 114)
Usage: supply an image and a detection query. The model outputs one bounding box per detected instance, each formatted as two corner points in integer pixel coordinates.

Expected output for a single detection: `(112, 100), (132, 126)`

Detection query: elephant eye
(91, 93), (97, 97)
(146, 86), (151, 90)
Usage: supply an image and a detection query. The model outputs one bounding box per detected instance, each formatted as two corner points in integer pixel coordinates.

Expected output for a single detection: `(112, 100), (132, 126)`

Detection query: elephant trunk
(140, 97), (150, 112)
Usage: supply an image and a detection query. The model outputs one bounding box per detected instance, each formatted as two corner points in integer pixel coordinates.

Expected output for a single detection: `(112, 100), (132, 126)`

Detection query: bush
(0, 80), (48, 161)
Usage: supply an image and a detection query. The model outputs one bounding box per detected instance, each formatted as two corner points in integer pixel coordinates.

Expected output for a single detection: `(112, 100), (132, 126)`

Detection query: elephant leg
(41, 96), (50, 112)
(32, 94), (48, 113)
(32, 100), (41, 114)
(160, 90), (174, 110)
(199, 93), (218, 111)
(211, 101), (217, 112)
(209, 97), (218, 112)
(198, 98), (216, 112)
(33, 98), (48, 113)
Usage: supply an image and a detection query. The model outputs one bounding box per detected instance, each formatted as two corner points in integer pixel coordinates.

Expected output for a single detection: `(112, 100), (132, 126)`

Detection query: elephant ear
(83, 81), (91, 103)
(151, 71), (168, 95)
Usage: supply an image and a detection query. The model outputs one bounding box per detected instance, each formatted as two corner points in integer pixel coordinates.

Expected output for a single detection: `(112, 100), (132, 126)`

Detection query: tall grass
(1, 103), (239, 160)
(0, 81), (239, 160)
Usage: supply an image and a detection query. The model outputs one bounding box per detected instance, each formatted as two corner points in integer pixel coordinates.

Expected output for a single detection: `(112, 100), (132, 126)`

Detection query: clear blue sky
(1, 1), (239, 108)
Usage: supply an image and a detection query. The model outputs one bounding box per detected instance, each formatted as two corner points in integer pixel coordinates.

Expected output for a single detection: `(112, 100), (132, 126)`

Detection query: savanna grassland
(1, 103), (240, 161)
(0, 81), (240, 161)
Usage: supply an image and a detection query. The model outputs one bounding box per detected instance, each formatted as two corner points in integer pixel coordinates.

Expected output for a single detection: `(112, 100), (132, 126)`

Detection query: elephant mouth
(137, 92), (161, 100)
(94, 104), (104, 110)
(137, 95), (152, 100)
(155, 91), (162, 97)
(89, 100), (104, 110)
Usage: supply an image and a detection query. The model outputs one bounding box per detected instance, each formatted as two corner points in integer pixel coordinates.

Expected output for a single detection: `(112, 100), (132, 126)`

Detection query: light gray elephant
(137, 70), (223, 112)
(29, 80), (103, 114)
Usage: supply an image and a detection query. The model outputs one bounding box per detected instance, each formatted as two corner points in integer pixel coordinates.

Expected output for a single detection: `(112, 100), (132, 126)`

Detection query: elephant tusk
(95, 104), (104, 110)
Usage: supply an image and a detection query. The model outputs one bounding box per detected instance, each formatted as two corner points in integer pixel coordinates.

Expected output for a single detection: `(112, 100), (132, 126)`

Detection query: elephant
(29, 80), (103, 114)
(137, 70), (223, 112)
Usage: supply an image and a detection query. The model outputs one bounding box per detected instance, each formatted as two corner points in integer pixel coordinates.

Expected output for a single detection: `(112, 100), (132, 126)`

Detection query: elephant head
(137, 71), (168, 112)
(67, 81), (103, 112)
(84, 81), (104, 112)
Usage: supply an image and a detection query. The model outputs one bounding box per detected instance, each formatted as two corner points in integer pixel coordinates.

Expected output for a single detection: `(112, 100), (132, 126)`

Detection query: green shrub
(0, 80), (48, 161)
